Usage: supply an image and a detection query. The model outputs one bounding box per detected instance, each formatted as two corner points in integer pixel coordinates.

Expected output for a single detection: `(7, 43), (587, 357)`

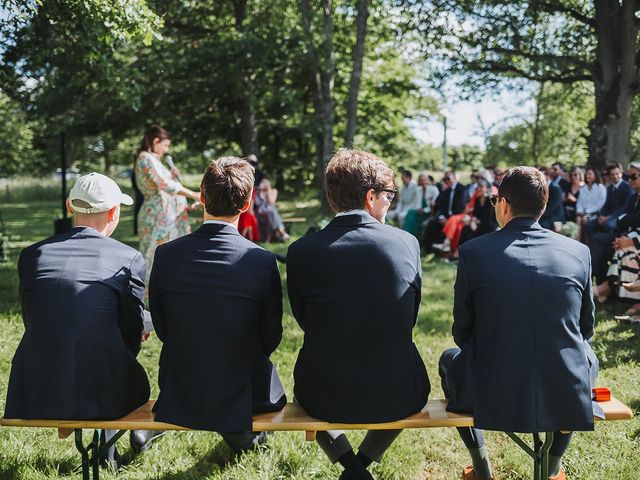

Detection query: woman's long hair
(134, 125), (171, 160)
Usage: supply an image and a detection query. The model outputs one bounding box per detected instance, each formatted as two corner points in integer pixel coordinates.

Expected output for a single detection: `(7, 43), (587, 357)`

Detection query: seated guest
(563, 166), (584, 222)
(457, 179), (497, 251)
(238, 191), (260, 241)
(387, 169), (418, 228)
(539, 166), (566, 231)
(4, 173), (150, 459)
(576, 166), (607, 242)
(550, 161), (571, 193)
(150, 157), (286, 453)
(584, 162), (634, 241)
(440, 167), (600, 480)
(287, 149), (430, 480)
(591, 162), (640, 303)
(254, 178), (290, 242)
(404, 173), (439, 238)
(435, 177), (497, 257)
(421, 170), (468, 253)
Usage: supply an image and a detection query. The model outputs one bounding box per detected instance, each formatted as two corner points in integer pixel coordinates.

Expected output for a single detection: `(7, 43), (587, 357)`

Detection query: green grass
(0, 198), (639, 479)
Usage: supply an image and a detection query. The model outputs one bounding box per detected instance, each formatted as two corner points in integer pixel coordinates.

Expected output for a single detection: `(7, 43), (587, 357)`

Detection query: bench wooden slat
(0, 397), (632, 433)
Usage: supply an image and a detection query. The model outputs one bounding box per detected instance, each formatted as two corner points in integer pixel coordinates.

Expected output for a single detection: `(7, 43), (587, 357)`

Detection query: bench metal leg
(505, 431), (554, 480)
(74, 428), (127, 479)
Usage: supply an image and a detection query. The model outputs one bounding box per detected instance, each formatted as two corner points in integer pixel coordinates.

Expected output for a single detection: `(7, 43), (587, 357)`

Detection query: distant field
(0, 190), (638, 479)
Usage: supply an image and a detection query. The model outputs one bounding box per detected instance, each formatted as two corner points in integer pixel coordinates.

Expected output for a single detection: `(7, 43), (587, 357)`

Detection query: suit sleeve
(286, 245), (306, 331)
(412, 239), (422, 326)
(149, 247), (167, 342)
(259, 256), (284, 356)
(580, 252), (596, 342)
(118, 251), (146, 355)
(452, 248), (475, 347)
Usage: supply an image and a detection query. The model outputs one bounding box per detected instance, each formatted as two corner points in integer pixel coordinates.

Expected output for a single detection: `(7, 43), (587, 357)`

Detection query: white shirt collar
(613, 179), (623, 188)
(335, 209), (373, 218)
(203, 219), (237, 229)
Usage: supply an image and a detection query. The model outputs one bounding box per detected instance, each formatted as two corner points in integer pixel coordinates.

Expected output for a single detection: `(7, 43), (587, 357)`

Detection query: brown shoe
(548, 467), (566, 480)
(462, 465), (494, 480)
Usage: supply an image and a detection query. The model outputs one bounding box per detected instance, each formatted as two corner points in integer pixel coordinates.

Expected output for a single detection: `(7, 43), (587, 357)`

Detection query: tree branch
(536, 0), (596, 28)
(465, 60), (593, 83)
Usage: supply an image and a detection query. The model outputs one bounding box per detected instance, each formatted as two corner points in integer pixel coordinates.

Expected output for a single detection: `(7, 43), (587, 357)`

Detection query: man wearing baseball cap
(4, 173), (151, 463)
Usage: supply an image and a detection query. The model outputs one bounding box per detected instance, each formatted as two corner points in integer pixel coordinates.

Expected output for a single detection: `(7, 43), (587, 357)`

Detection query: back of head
(325, 148), (394, 213)
(499, 166), (548, 219)
(201, 157), (255, 216)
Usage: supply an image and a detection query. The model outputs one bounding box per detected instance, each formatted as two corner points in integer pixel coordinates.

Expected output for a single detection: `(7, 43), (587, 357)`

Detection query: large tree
(406, 0), (640, 168)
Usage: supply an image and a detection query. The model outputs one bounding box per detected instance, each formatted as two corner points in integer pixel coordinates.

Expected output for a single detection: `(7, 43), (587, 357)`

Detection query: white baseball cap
(68, 173), (133, 214)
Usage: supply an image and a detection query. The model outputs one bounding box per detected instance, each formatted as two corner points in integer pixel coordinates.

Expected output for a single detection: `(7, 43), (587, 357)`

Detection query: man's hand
(597, 215), (609, 226)
(613, 236), (634, 250)
(142, 332), (151, 342)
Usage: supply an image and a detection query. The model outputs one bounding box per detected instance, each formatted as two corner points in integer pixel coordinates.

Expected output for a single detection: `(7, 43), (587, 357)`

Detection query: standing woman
(135, 126), (200, 283)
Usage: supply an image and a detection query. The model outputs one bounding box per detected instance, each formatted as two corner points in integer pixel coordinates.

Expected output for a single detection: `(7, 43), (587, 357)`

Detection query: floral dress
(135, 151), (190, 285)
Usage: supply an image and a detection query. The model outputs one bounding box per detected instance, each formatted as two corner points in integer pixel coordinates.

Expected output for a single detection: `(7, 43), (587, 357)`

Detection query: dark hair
(551, 162), (564, 171)
(498, 166), (548, 219)
(402, 169), (412, 178)
(606, 162), (623, 174)
(135, 125), (171, 159)
(325, 148), (395, 212)
(428, 175), (435, 183)
(200, 157), (254, 216)
(584, 165), (602, 184)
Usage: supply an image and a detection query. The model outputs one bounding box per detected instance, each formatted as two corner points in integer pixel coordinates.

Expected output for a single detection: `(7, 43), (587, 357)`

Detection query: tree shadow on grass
(593, 321), (640, 370)
(150, 440), (236, 480)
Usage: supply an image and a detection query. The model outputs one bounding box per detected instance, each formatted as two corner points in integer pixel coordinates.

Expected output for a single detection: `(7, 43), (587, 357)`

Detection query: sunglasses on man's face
(628, 173), (640, 181)
(375, 187), (398, 202)
(489, 194), (509, 207)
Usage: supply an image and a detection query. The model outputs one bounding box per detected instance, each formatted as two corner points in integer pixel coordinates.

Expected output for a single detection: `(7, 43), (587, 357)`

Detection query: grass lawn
(0, 193), (639, 479)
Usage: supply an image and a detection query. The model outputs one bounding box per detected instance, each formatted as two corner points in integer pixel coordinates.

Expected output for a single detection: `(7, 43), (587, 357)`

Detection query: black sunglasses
(489, 194), (509, 207)
(628, 174), (640, 181)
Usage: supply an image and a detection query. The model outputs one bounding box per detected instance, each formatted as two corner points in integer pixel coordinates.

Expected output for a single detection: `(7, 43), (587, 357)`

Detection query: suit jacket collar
(195, 222), (241, 237)
(69, 226), (105, 238)
(327, 211), (380, 228)
(503, 217), (542, 231)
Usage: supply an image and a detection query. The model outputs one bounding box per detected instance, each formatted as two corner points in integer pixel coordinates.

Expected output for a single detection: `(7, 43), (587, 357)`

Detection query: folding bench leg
(505, 431), (554, 480)
(74, 429), (127, 480)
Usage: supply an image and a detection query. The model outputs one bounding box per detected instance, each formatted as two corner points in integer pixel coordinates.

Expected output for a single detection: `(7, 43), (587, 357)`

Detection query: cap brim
(120, 193), (134, 206)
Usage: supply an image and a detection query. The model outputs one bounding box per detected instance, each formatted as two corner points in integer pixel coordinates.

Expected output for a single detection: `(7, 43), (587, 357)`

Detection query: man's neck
(203, 213), (240, 228)
(73, 221), (109, 236)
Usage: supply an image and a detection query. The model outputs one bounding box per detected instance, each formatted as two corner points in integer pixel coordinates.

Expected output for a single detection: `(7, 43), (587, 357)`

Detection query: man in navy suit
(149, 157), (286, 453)
(439, 167), (599, 480)
(584, 163), (633, 241)
(5, 173), (151, 462)
(288, 149), (430, 479)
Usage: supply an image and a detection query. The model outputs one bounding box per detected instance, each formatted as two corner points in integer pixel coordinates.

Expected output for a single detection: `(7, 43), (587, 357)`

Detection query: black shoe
(130, 430), (165, 454)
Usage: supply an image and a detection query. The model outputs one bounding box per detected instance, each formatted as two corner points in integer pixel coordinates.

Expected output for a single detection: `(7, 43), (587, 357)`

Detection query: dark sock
(548, 454), (562, 477)
(337, 451), (372, 479)
(468, 446), (492, 479)
(356, 451), (373, 468)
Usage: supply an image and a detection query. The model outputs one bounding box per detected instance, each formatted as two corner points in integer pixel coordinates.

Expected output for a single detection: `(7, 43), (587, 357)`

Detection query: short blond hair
(324, 148), (395, 212)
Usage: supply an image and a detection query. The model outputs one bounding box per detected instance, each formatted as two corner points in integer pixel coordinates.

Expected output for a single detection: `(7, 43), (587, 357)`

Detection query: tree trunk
(103, 139), (112, 175)
(344, 0), (369, 148)
(588, 0), (637, 169)
(232, 0), (258, 156)
(301, 0), (335, 208)
(531, 82), (545, 165)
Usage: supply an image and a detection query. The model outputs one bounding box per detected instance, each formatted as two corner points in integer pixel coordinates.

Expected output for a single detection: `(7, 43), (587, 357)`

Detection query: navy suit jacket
(601, 180), (634, 218)
(5, 227), (150, 420)
(445, 218), (597, 432)
(150, 222), (286, 432)
(287, 212), (430, 423)
(435, 183), (468, 218)
(539, 183), (565, 229)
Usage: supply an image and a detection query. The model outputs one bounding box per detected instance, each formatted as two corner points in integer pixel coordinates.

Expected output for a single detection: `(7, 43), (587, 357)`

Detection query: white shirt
(335, 209), (372, 218)
(576, 183), (607, 215)
(203, 219), (237, 229)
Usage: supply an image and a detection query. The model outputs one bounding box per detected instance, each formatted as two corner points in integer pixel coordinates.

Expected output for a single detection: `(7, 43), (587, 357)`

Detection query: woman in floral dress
(134, 126), (200, 284)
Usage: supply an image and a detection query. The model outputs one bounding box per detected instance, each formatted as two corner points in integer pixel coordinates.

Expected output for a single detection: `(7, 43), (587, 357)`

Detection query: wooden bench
(1, 397), (633, 480)
(282, 216), (307, 230)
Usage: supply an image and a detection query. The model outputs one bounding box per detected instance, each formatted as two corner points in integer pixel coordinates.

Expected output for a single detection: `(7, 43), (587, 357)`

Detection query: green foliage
(0, 92), (38, 176)
(484, 82), (593, 167)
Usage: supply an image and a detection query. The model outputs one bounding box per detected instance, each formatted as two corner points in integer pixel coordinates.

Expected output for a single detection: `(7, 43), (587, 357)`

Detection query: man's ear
(364, 188), (375, 210)
(200, 191), (205, 205)
(240, 198), (251, 214)
(65, 198), (74, 215)
(107, 205), (118, 221)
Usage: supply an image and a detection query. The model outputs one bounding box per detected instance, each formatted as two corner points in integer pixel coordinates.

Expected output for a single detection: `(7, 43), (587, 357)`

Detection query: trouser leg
(219, 431), (268, 455)
(357, 429), (402, 463)
(590, 232), (615, 284)
(316, 430), (353, 464)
